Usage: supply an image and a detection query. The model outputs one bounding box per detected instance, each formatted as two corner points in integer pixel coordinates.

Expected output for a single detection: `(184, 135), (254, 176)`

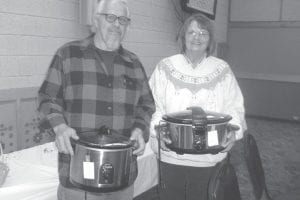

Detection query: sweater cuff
(47, 113), (66, 130)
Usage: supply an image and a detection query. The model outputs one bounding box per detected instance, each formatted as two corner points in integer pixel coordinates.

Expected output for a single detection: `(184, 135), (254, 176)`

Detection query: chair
(244, 133), (272, 200)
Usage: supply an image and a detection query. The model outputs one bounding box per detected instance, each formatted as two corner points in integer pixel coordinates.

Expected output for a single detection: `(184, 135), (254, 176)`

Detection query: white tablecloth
(0, 142), (158, 200)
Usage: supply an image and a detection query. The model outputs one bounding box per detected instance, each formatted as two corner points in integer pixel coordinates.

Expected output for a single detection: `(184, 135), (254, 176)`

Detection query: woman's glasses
(187, 30), (209, 38)
(97, 13), (131, 25)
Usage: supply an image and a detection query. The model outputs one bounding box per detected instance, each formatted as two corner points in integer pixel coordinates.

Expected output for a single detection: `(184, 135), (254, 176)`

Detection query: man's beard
(104, 36), (121, 50)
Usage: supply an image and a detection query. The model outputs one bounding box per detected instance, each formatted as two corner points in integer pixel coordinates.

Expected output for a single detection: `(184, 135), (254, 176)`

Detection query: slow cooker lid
(162, 107), (232, 125)
(75, 126), (133, 149)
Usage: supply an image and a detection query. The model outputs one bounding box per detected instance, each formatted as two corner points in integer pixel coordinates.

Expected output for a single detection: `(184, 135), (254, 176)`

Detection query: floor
(236, 117), (300, 200)
(135, 117), (300, 200)
(134, 186), (159, 200)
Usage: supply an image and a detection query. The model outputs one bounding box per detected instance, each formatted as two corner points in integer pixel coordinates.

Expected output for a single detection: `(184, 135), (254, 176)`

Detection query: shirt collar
(80, 34), (133, 63)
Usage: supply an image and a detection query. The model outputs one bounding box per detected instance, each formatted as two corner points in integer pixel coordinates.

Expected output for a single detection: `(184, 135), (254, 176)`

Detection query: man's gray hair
(95, 0), (130, 17)
(90, 0), (130, 33)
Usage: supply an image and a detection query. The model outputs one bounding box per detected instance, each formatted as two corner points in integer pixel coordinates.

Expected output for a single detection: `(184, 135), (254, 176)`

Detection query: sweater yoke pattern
(161, 58), (230, 93)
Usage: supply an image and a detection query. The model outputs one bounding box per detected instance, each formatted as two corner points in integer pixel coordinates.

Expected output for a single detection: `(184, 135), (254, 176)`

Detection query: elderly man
(38, 0), (155, 199)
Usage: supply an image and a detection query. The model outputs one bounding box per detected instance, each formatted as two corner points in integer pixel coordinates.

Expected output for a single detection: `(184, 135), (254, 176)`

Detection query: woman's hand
(220, 130), (236, 153)
(154, 125), (172, 151)
(158, 132), (172, 151)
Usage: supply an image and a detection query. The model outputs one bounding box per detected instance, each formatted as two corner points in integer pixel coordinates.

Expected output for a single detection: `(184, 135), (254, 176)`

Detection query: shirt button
(107, 106), (112, 110)
(108, 83), (112, 87)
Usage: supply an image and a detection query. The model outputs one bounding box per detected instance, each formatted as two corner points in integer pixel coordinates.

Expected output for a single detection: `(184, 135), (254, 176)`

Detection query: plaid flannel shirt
(38, 35), (155, 188)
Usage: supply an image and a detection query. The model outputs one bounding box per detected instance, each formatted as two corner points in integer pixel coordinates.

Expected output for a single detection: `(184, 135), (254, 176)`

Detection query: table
(0, 142), (158, 200)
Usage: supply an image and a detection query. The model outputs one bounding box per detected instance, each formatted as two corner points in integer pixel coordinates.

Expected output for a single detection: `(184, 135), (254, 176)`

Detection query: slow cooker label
(207, 130), (219, 146)
(83, 162), (95, 180)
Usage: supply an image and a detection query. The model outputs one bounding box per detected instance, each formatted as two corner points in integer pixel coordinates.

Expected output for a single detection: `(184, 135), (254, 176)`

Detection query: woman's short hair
(177, 13), (216, 56)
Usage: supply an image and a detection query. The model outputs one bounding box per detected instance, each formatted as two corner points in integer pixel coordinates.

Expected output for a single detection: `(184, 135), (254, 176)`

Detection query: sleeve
(223, 70), (247, 140)
(148, 61), (168, 153)
(131, 62), (155, 143)
(148, 61), (168, 137)
(38, 51), (66, 129)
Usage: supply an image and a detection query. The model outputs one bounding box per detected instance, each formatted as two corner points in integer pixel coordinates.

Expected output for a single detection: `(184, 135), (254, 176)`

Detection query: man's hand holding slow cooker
(53, 123), (79, 155)
(130, 128), (146, 156)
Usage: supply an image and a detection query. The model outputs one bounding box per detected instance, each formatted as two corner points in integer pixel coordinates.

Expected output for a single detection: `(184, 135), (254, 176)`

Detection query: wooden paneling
(230, 0), (282, 22)
(227, 27), (300, 82)
(228, 0), (300, 119)
(282, 0), (300, 21)
(19, 98), (53, 150)
(0, 101), (18, 153)
(231, 0), (300, 22)
(0, 88), (54, 153)
(237, 78), (300, 121)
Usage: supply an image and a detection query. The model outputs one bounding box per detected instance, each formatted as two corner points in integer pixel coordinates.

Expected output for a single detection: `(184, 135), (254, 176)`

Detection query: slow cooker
(157, 107), (239, 154)
(69, 126), (134, 192)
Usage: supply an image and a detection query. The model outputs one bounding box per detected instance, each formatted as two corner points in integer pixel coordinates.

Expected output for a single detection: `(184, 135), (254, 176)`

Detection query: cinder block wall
(122, 0), (182, 76)
(0, 0), (182, 90)
(0, 0), (88, 90)
(0, 0), (182, 152)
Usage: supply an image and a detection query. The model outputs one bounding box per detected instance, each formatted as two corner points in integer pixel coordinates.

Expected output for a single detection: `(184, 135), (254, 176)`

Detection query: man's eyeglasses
(97, 13), (131, 25)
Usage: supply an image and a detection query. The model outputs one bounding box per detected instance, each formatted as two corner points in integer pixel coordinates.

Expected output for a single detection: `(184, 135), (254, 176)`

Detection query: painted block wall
(0, 0), (230, 152)
(0, 0), (183, 90)
(124, 0), (182, 76)
(0, 0), (89, 89)
(0, 0), (184, 152)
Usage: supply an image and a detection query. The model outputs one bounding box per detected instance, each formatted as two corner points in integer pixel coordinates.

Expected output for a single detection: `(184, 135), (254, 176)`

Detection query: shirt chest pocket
(121, 75), (139, 91)
(114, 75), (140, 105)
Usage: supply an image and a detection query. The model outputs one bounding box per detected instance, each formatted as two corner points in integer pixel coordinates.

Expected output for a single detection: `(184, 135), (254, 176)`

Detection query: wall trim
(0, 87), (38, 101)
(230, 21), (300, 29)
(235, 72), (300, 83)
(246, 114), (300, 124)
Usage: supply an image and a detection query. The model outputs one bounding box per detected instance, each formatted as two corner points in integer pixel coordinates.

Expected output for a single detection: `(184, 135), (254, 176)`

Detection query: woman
(149, 13), (247, 200)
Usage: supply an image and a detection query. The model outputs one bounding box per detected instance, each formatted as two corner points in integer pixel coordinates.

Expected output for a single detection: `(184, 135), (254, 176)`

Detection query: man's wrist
(53, 123), (68, 134)
(131, 127), (143, 137)
(47, 113), (66, 130)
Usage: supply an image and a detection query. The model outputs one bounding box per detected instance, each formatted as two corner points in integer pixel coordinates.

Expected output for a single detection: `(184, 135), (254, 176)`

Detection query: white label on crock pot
(207, 130), (219, 146)
(83, 162), (95, 179)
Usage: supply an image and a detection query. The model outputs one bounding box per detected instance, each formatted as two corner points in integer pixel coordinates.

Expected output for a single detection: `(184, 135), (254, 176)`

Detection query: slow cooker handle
(130, 139), (139, 150)
(187, 106), (208, 126)
(227, 123), (240, 132)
